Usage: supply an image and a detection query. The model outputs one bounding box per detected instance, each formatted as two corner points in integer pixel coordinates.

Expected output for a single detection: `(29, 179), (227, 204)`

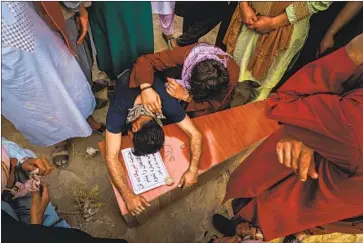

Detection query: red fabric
(224, 47), (363, 240)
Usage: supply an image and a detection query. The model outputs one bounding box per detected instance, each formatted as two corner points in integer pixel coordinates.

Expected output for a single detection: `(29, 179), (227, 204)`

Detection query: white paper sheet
(121, 148), (169, 195)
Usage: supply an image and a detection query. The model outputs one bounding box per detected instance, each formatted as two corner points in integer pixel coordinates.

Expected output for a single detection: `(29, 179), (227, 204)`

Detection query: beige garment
(60, 1), (91, 20)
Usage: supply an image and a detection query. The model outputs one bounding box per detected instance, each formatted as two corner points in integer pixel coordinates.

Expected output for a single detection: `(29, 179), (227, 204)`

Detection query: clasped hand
(241, 4), (277, 34)
(276, 137), (318, 181)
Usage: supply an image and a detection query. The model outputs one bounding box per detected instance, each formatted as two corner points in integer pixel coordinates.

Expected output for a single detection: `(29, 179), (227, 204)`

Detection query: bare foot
(236, 222), (264, 240)
(295, 232), (308, 242)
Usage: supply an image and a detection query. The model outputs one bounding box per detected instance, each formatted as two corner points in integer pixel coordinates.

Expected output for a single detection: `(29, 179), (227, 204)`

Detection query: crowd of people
(2, 1), (363, 243)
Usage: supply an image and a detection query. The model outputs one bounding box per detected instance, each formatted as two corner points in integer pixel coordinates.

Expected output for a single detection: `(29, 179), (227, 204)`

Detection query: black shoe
(283, 235), (303, 243)
(212, 214), (240, 237)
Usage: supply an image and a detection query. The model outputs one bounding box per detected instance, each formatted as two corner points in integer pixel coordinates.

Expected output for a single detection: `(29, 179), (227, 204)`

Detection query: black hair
(190, 59), (229, 103)
(132, 120), (165, 156)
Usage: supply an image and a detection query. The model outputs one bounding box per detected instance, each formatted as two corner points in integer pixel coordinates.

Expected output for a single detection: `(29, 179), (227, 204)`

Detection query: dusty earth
(2, 14), (362, 243)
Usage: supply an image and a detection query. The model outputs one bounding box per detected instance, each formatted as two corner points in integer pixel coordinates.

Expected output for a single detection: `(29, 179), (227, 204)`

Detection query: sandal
(283, 234), (307, 243)
(95, 98), (109, 110)
(52, 140), (70, 169)
(92, 81), (108, 93)
(162, 33), (175, 50)
(93, 123), (106, 135)
(207, 235), (219, 243)
(236, 222), (264, 241)
(212, 214), (241, 236)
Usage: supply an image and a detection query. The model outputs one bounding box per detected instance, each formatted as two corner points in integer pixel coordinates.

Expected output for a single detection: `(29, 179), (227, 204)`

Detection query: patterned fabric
(2, 2), (95, 146)
(1, 2), (34, 52)
(7, 169), (41, 200)
(292, 2), (312, 22)
(248, 2), (293, 80)
(175, 43), (231, 90)
(126, 104), (166, 127)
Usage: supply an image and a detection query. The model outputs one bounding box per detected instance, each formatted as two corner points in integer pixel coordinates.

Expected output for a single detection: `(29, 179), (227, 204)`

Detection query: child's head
(190, 59), (229, 103)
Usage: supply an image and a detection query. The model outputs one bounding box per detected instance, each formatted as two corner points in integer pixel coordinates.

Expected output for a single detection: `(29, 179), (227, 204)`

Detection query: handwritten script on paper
(121, 148), (169, 195)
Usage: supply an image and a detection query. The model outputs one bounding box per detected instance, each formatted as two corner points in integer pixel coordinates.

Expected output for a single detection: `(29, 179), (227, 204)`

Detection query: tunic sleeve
(286, 1), (332, 24)
(129, 45), (195, 88)
(266, 48), (362, 162)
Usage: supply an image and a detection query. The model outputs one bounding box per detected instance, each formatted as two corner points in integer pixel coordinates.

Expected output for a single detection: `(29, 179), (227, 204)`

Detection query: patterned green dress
(89, 2), (154, 80)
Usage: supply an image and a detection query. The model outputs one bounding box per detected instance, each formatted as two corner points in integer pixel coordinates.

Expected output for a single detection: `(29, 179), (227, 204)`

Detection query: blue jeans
(2, 197), (70, 228)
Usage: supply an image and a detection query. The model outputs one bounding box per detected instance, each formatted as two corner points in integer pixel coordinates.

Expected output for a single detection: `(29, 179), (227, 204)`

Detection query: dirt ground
(2, 14), (362, 243)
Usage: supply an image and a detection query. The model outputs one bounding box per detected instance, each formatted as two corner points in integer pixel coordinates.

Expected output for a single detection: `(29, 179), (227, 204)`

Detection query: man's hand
(30, 183), (50, 224)
(140, 84), (162, 114)
(240, 2), (258, 28)
(166, 78), (190, 102)
(125, 193), (151, 216)
(178, 167), (198, 188)
(276, 137), (318, 182)
(252, 16), (276, 34)
(22, 157), (53, 176)
(319, 33), (335, 56)
(346, 33), (363, 65)
(76, 4), (88, 45)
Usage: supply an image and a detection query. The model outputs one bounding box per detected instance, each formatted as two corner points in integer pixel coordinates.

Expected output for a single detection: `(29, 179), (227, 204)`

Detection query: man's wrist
(325, 29), (336, 38)
(30, 214), (42, 224)
(140, 83), (151, 89)
(271, 17), (279, 29)
(184, 93), (192, 102)
(123, 191), (136, 202)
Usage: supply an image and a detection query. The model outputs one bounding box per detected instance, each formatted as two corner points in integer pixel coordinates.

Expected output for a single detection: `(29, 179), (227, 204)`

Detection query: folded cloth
(6, 168), (41, 199)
